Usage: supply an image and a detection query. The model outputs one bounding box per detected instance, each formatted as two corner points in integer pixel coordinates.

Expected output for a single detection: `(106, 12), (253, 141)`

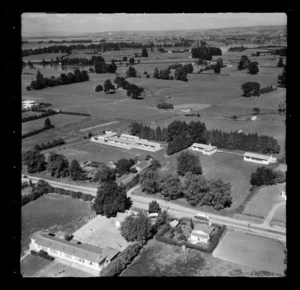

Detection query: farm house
(243, 152), (277, 165)
(188, 224), (216, 244)
(29, 231), (119, 274)
(190, 143), (217, 155)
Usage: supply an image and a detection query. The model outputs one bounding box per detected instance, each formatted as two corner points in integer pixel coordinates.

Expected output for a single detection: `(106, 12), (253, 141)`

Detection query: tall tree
(155, 126), (162, 141)
(277, 65), (286, 88)
(182, 172), (209, 206)
(214, 62), (221, 73)
(141, 47), (148, 57)
(93, 181), (131, 218)
(22, 150), (46, 173)
(47, 152), (70, 178)
(120, 212), (153, 243)
(126, 66), (137, 78)
(277, 58), (284, 67)
(248, 61), (259, 75)
(103, 79), (115, 93)
(140, 168), (160, 194)
(177, 150), (202, 176)
(69, 159), (85, 181)
(158, 173), (182, 200)
(92, 163), (116, 183)
(148, 200), (161, 213)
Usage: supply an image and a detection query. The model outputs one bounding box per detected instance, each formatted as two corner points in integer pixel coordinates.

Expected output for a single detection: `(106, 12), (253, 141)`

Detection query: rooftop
(244, 152), (273, 160)
(191, 143), (216, 151)
(120, 134), (140, 140)
(97, 132), (118, 139)
(33, 232), (119, 263)
(135, 139), (161, 146)
(108, 136), (135, 145)
(193, 223), (215, 235)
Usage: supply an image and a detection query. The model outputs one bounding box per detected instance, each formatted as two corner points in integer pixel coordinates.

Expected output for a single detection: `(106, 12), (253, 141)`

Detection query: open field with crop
(243, 183), (286, 218)
(21, 254), (52, 277)
(22, 114), (88, 134)
(21, 193), (95, 256)
(212, 229), (285, 275)
(122, 239), (279, 277)
(73, 215), (130, 251)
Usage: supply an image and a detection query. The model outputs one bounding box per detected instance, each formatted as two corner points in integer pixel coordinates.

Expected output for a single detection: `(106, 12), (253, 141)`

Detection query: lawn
(21, 193), (95, 256)
(73, 215), (130, 252)
(212, 229), (286, 275)
(270, 203), (286, 227)
(21, 254), (53, 277)
(122, 239), (280, 277)
(243, 183), (286, 218)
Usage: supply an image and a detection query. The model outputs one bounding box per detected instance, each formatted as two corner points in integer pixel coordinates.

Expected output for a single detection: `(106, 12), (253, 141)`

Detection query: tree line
(250, 167), (286, 187)
(129, 120), (280, 155)
(33, 138), (65, 151)
(191, 46), (222, 60)
(28, 70), (89, 91)
(22, 109), (58, 123)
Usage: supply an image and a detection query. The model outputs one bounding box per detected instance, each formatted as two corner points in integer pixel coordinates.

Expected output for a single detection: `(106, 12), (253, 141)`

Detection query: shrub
(157, 102), (174, 110)
(95, 85), (103, 92)
(176, 226), (183, 234)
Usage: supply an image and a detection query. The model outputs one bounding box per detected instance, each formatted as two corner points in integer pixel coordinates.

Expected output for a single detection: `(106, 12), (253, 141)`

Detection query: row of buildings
(190, 143), (277, 165)
(30, 231), (120, 275)
(91, 132), (162, 152)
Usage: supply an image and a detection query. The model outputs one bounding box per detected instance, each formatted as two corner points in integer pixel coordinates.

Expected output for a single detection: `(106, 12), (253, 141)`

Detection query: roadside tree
(47, 152), (70, 178)
(92, 163), (116, 183)
(69, 159), (85, 181)
(93, 181), (131, 218)
(22, 149), (46, 173)
(140, 167), (160, 194)
(158, 173), (182, 200)
(148, 200), (161, 213)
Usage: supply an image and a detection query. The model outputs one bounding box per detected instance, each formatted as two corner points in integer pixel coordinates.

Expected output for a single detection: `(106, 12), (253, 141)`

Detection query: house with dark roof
(29, 231), (119, 274)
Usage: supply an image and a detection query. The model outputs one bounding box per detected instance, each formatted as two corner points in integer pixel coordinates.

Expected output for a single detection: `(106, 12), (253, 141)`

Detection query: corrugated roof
(191, 143), (216, 151)
(244, 152), (272, 160)
(34, 232), (119, 263)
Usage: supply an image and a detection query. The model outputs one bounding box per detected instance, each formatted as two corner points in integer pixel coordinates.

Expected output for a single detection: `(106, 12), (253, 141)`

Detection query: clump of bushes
(157, 102), (174, 110)
(259, 86), (277, 94)
(31, 250), (55, 261)
(22, 110), (58, 123)
(95, 85), (103, 92)
(250, 167), (286, 186)
(33, 138), (65, 151)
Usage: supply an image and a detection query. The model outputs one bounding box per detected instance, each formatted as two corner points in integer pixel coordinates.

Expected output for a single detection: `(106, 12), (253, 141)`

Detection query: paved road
(22, 175), (286, 242)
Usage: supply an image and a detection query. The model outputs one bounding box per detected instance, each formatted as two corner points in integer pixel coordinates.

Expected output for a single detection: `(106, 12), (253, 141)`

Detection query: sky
(22, 13), (287, 37)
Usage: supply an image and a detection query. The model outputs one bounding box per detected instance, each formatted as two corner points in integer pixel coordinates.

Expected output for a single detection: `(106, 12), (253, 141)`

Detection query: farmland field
(122, 239), (279, 277)
(22, 114), (88, 134)
(21, 193), (95, 257)
(212, 229), (285, 275)
(243, 183), (286, 218)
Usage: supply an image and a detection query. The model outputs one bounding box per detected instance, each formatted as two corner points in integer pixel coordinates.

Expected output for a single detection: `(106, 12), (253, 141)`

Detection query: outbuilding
(243, 152), (277, 165)
(190, 143), (217, 155)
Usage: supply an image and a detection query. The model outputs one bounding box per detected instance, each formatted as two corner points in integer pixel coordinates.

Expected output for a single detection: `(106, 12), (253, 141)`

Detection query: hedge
(22, 110), (58, 123)
(33, 138), (65, 151)
(100, 243), (142, 276)
(59, 111), (90, 117)
(22, 125), (55, 139)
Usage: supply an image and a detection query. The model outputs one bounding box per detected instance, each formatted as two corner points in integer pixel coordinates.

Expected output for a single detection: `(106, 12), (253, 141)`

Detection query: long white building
(190, 143), (217, 155)
(243, 152), (277, 165)
(22, 100), (37, 109)
(91, 132), (162, 152)
(30, 231), (119, 274)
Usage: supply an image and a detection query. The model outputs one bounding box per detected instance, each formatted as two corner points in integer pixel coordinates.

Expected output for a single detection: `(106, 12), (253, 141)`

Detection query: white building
(30, 231), (119, 274)
(22, 100), (37, 109)
(188, 224), (215, 244)
(190, 143), (217, 155)
(243, 152), (277, 165)
(169, 220), (179, 228)
(90, 132), (161, 152)
(115, 212), (131, 228)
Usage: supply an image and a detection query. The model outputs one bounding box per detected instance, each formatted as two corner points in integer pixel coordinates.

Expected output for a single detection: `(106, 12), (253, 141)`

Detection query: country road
(22, 175), (286, 242)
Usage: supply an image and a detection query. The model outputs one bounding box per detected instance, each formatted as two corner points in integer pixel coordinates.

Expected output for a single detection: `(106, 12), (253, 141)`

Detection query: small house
(244, 152), (277, 165)
(190, 143), (217, 155)
(169, 220), (179, 228)
(189, 224), (215, 244)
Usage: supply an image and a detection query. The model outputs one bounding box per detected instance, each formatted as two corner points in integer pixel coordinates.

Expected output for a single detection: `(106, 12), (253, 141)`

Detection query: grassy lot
(73, 215), (130, 251)
(21, 193), (95, 256)
(22, 114), (88, 134)
(21, 254), (52, 277)
(212, 229), (285, 275)
(243, 183), (286, 218)
(270, 203), (286, 227)
(122, 239), (279, 277)
(33, 259), (96, 277)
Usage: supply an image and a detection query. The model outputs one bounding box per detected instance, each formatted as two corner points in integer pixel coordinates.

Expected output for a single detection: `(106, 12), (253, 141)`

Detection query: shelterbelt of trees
(129, 120), (280, 155)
